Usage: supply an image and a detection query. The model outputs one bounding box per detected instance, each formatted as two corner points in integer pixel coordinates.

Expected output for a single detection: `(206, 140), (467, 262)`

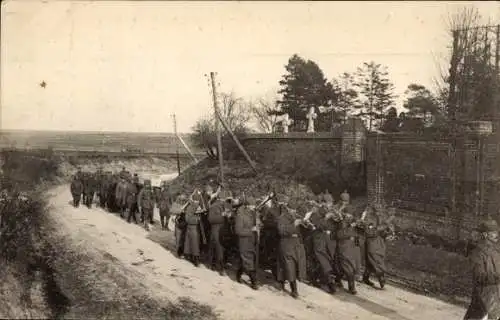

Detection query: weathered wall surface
(239, 122), (366, 195)
(367, 132), (500, 241)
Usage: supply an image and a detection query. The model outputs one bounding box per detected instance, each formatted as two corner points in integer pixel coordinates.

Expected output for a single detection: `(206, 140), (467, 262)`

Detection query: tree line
(192, 6), (500, 159)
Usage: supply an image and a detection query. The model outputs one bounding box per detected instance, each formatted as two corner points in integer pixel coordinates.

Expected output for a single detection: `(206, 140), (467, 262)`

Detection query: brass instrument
(255, 192), (275, 211)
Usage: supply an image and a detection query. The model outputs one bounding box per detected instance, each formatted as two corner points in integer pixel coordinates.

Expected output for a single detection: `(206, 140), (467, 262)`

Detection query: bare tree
(192, 92), (252, 159)
(442, 6), (499, 121)
(249, 98), (281, 133)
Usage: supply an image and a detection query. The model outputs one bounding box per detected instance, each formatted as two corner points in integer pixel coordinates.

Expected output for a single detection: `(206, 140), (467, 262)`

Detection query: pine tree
(332, 72), (359, 123)
(275, 54), (337, 131)
(353, 62), (396, 131)
(403, 83), (439, 125)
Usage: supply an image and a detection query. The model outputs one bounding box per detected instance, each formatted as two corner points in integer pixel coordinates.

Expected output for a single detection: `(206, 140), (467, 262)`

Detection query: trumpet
(255, 192), (276, 211)
(289, 209), (316, 230)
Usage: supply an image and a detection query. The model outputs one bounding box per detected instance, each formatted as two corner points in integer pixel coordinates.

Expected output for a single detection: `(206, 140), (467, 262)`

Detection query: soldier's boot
(236, 268), (243, 283)
(193, 256), (200, 267)
(335, 275), (344, 289)
(279, 281), (285, 291)
(327, 274), (337, 294)
(218, 264), (226, 276)
(348, 278), (357, 295)
(378, 273), (386, 289)
(290, 281), (299, 299)
(249, 271), (258, 290)
(176, 248), (183, 258)
(363, 271), (375, 286)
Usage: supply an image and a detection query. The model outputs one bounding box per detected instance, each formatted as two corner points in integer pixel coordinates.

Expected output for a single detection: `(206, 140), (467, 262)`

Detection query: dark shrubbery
(0, 149), (65, 318)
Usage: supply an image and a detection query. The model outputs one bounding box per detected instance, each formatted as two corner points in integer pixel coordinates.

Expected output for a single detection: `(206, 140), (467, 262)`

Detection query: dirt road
(48, 185), (466, 320)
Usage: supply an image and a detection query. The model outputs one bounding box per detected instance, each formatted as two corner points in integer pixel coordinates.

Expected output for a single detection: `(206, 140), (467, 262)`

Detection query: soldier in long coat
(234, 196), (258, 290)
(83, 172), (96, 209)
(137, 179), (155, 230)
(115, 177), (129, 218)
(158, 182), (173, 230)
(335, 210), (361, 295)
(207, 190), (229, 275)
(358, 206), (392, 289)
(259, 195), (281, 279)
(171, 194), (187, 257)
(94, 167), (103, 206)
(309, 202), (339, 293)
(464, 219), (500, 320)
(126, 180), (139, 224)
(183, 193), (202, 266)
(70, 175), (83, 208)
(98, 171), (110, 209)
(276, 202), (307, 298)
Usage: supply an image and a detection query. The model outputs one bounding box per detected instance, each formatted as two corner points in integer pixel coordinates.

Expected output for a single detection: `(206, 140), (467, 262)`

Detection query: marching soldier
(137, 179), (155, 230)
(276, 200), (307, 298)
(183, 191), (203, 267)
(334, 209), (361, 295)
(158, 182), (173, 230)
(70, 175), (83, 208)
(83, 172), (96, 209)
(464, 218), (500, 320)
(309, 199), (339, 294)
(95, 167), (104, 206)
(358, 206), (393, 289)
(172, 194), (188, 257)
(207, 189), (230, 275)
(126, 179), (139, 224)
(234, 195), (259, 290)
(259, 193), (280, 279)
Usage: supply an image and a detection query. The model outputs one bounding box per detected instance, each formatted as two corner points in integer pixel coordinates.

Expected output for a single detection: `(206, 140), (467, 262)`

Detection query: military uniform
(138, 180), (155, 229)
(234, 197), (258, 289)
(83, 172), (96, 208)
(464, 219), (500, 320)
(70, 176), (84, 207)
(309, 204), (339, 293)
(259, 201), (280, 278)
(335, 213), (360, 295)
(207, 195), (227, 274)
(183, 198), (202, 266)
(276, 205), (307, 298)
(171, 195), (187, 257)
(158, 186), (172, 230)
(126, 181), (139, 223)
(358, 207), (391, 289)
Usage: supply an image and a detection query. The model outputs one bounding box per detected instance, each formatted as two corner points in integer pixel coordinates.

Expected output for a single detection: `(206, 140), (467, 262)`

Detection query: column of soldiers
(169, 184), (395, 299)
(70, 166), (174, 231)
(69, 170), (500, 316)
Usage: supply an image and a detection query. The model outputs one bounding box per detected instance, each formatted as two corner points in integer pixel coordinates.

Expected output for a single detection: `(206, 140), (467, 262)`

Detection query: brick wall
(367, 132), (500, 241)
(240, 126), (366, 195)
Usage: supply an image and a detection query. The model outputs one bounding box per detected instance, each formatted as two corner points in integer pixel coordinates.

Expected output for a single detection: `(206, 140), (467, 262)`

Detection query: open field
(0, 129), (204, 155)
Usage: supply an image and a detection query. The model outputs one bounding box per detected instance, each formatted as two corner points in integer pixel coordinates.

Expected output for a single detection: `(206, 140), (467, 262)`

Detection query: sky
(2, 1), (500, 133)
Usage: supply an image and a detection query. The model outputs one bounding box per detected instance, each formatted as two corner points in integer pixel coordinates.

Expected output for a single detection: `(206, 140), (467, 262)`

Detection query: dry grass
(0, 149), (218, 320)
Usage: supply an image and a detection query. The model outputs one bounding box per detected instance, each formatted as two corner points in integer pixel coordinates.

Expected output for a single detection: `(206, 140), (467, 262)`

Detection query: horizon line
(0, 128), (195, 135)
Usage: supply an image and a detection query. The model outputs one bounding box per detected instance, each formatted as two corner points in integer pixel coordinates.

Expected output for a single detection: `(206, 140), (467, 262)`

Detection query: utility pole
(172, 114), (181, 175)
(210, 72), (224, 185)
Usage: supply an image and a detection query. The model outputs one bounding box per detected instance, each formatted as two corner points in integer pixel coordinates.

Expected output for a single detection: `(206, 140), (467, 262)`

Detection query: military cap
(144, 179), (152, 185)
(323, 193), (334, 204)
(476, 219), (499, 232)
(246, 196), (257, 206)
(205, 185), (214, 195)
(340, 190), (350, 202)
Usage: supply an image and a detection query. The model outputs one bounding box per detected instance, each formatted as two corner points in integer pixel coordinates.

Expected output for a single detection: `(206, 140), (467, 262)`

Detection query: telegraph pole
(210, 72), (224, 186)
(172, 114), (181, 175)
